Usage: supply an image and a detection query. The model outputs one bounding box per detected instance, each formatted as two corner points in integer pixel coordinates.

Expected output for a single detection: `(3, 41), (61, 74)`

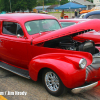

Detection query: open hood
(33, 19), (100, 45)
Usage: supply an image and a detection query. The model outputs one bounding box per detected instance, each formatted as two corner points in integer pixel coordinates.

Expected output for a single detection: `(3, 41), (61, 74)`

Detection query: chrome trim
(93, 56), (100, 58)
(84, 42), (93, 47)
(92, 52), (100, 64)
(91, 64), (100, 69)
(92, 57), (100, 64)
(71, 82), (98, 94)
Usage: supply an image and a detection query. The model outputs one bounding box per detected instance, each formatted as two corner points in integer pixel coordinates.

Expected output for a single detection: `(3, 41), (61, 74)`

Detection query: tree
(0, 0), (10, 12)
(60, 0), (69, 5)
(26, 0), (36, 11)
(87, 0), (93, 3)
(37, 0), (43, 6)
(44, 0), (57, 5)
(37, 0), (69, 6)
(0, 0), (36, 12)
(11, 0), (27, 11)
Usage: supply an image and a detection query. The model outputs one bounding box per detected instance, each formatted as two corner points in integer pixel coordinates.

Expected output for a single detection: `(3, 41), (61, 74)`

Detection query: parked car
(0, 13), (100, 96)
(83, 10), (100, 19)
(41, 10), (48, 14)
(0, 11), (6, 14)
(59, 19), (100, 50)
(74, 29), (100, 51)
(59, 19), (91, 28)
(76, 13), (87, 19)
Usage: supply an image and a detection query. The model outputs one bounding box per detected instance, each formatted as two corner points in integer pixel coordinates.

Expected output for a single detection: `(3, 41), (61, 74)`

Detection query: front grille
(86, 52), (100, 81)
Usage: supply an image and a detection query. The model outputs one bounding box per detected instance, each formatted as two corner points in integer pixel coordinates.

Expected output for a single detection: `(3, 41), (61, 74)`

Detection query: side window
(3, 21), (24, 36)
(17, 24), (24, 36)
(3, 22), (17, 35)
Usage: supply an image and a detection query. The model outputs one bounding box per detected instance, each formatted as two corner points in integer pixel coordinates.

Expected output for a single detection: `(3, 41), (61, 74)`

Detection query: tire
(42, 69), (65, 96)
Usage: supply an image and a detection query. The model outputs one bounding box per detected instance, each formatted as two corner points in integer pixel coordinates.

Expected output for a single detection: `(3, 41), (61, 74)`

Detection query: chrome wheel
(45, 72), (59, 92)
(42, 69), (65, 96)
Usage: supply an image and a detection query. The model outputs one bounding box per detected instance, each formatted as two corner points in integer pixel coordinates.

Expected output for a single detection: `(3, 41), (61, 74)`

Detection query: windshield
(87, 14), (100, 19)
(60, 22), (76, 28)
(25, 19), (61, 35)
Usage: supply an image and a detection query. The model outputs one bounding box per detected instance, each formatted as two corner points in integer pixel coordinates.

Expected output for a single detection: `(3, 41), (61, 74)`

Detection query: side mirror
(17, 34), (22, 38)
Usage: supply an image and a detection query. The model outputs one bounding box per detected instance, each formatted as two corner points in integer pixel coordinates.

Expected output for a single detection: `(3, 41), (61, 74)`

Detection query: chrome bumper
(71, 82), (98, 94)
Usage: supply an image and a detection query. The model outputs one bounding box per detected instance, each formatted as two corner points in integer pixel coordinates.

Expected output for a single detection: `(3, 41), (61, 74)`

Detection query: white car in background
(76, 13), (87, 18)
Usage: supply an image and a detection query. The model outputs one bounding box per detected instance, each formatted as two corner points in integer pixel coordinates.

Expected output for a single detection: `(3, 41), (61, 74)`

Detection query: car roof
(0, 13), (57, 23)
(83, 10), (100, 18)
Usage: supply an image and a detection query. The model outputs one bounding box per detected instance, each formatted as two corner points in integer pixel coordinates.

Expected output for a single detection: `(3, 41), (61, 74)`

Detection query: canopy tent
(54, 2), (86, 9)
(54, 2), (86, 18)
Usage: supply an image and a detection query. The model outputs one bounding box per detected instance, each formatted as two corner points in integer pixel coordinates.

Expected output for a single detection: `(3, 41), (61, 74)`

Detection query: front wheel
(42, 69), (65, 96)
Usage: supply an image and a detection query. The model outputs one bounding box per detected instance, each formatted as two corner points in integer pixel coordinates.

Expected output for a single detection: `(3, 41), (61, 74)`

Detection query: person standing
(60, 10), (64, 19)
(74, 9), (77, 17)
(79, 8), (82, 14)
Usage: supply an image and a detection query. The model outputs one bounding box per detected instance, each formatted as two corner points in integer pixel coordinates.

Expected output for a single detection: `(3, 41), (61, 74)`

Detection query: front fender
(29, 53), (92, 88)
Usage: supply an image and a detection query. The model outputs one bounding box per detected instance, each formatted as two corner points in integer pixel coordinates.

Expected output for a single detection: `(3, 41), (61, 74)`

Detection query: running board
(0, 62), (30, 79)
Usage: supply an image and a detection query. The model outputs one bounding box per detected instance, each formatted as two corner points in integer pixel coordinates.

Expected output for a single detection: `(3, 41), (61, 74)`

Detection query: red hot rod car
(0, 13), (100, 96)
(59, 19), (100, 51)
(59, 19), (91, 28)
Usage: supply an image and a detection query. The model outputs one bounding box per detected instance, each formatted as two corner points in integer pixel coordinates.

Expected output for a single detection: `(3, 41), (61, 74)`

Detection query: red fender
(28, 53), (92, 88)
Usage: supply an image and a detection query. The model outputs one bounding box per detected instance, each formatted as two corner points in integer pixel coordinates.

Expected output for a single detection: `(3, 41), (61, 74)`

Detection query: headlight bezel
(79, 58), (87, 69)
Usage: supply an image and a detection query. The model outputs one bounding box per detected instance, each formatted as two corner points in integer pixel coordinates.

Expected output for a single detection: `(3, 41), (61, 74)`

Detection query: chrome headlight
(79, 58), (87, 69)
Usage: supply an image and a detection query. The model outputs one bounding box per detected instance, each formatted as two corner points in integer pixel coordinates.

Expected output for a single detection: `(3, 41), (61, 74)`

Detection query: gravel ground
(0, 68), (100, 100)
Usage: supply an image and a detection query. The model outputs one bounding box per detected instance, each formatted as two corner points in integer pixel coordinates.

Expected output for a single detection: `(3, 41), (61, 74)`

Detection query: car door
(0, 21), (29, 69)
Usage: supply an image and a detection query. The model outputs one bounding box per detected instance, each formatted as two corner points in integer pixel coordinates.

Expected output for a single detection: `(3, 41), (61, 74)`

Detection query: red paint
(59, 19), (100, 51)
(0, 13), (100, 90)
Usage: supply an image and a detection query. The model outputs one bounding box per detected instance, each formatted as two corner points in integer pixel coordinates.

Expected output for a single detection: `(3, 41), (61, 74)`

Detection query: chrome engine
(44, 36), (97, 55)
(59, 39), (95, 55)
